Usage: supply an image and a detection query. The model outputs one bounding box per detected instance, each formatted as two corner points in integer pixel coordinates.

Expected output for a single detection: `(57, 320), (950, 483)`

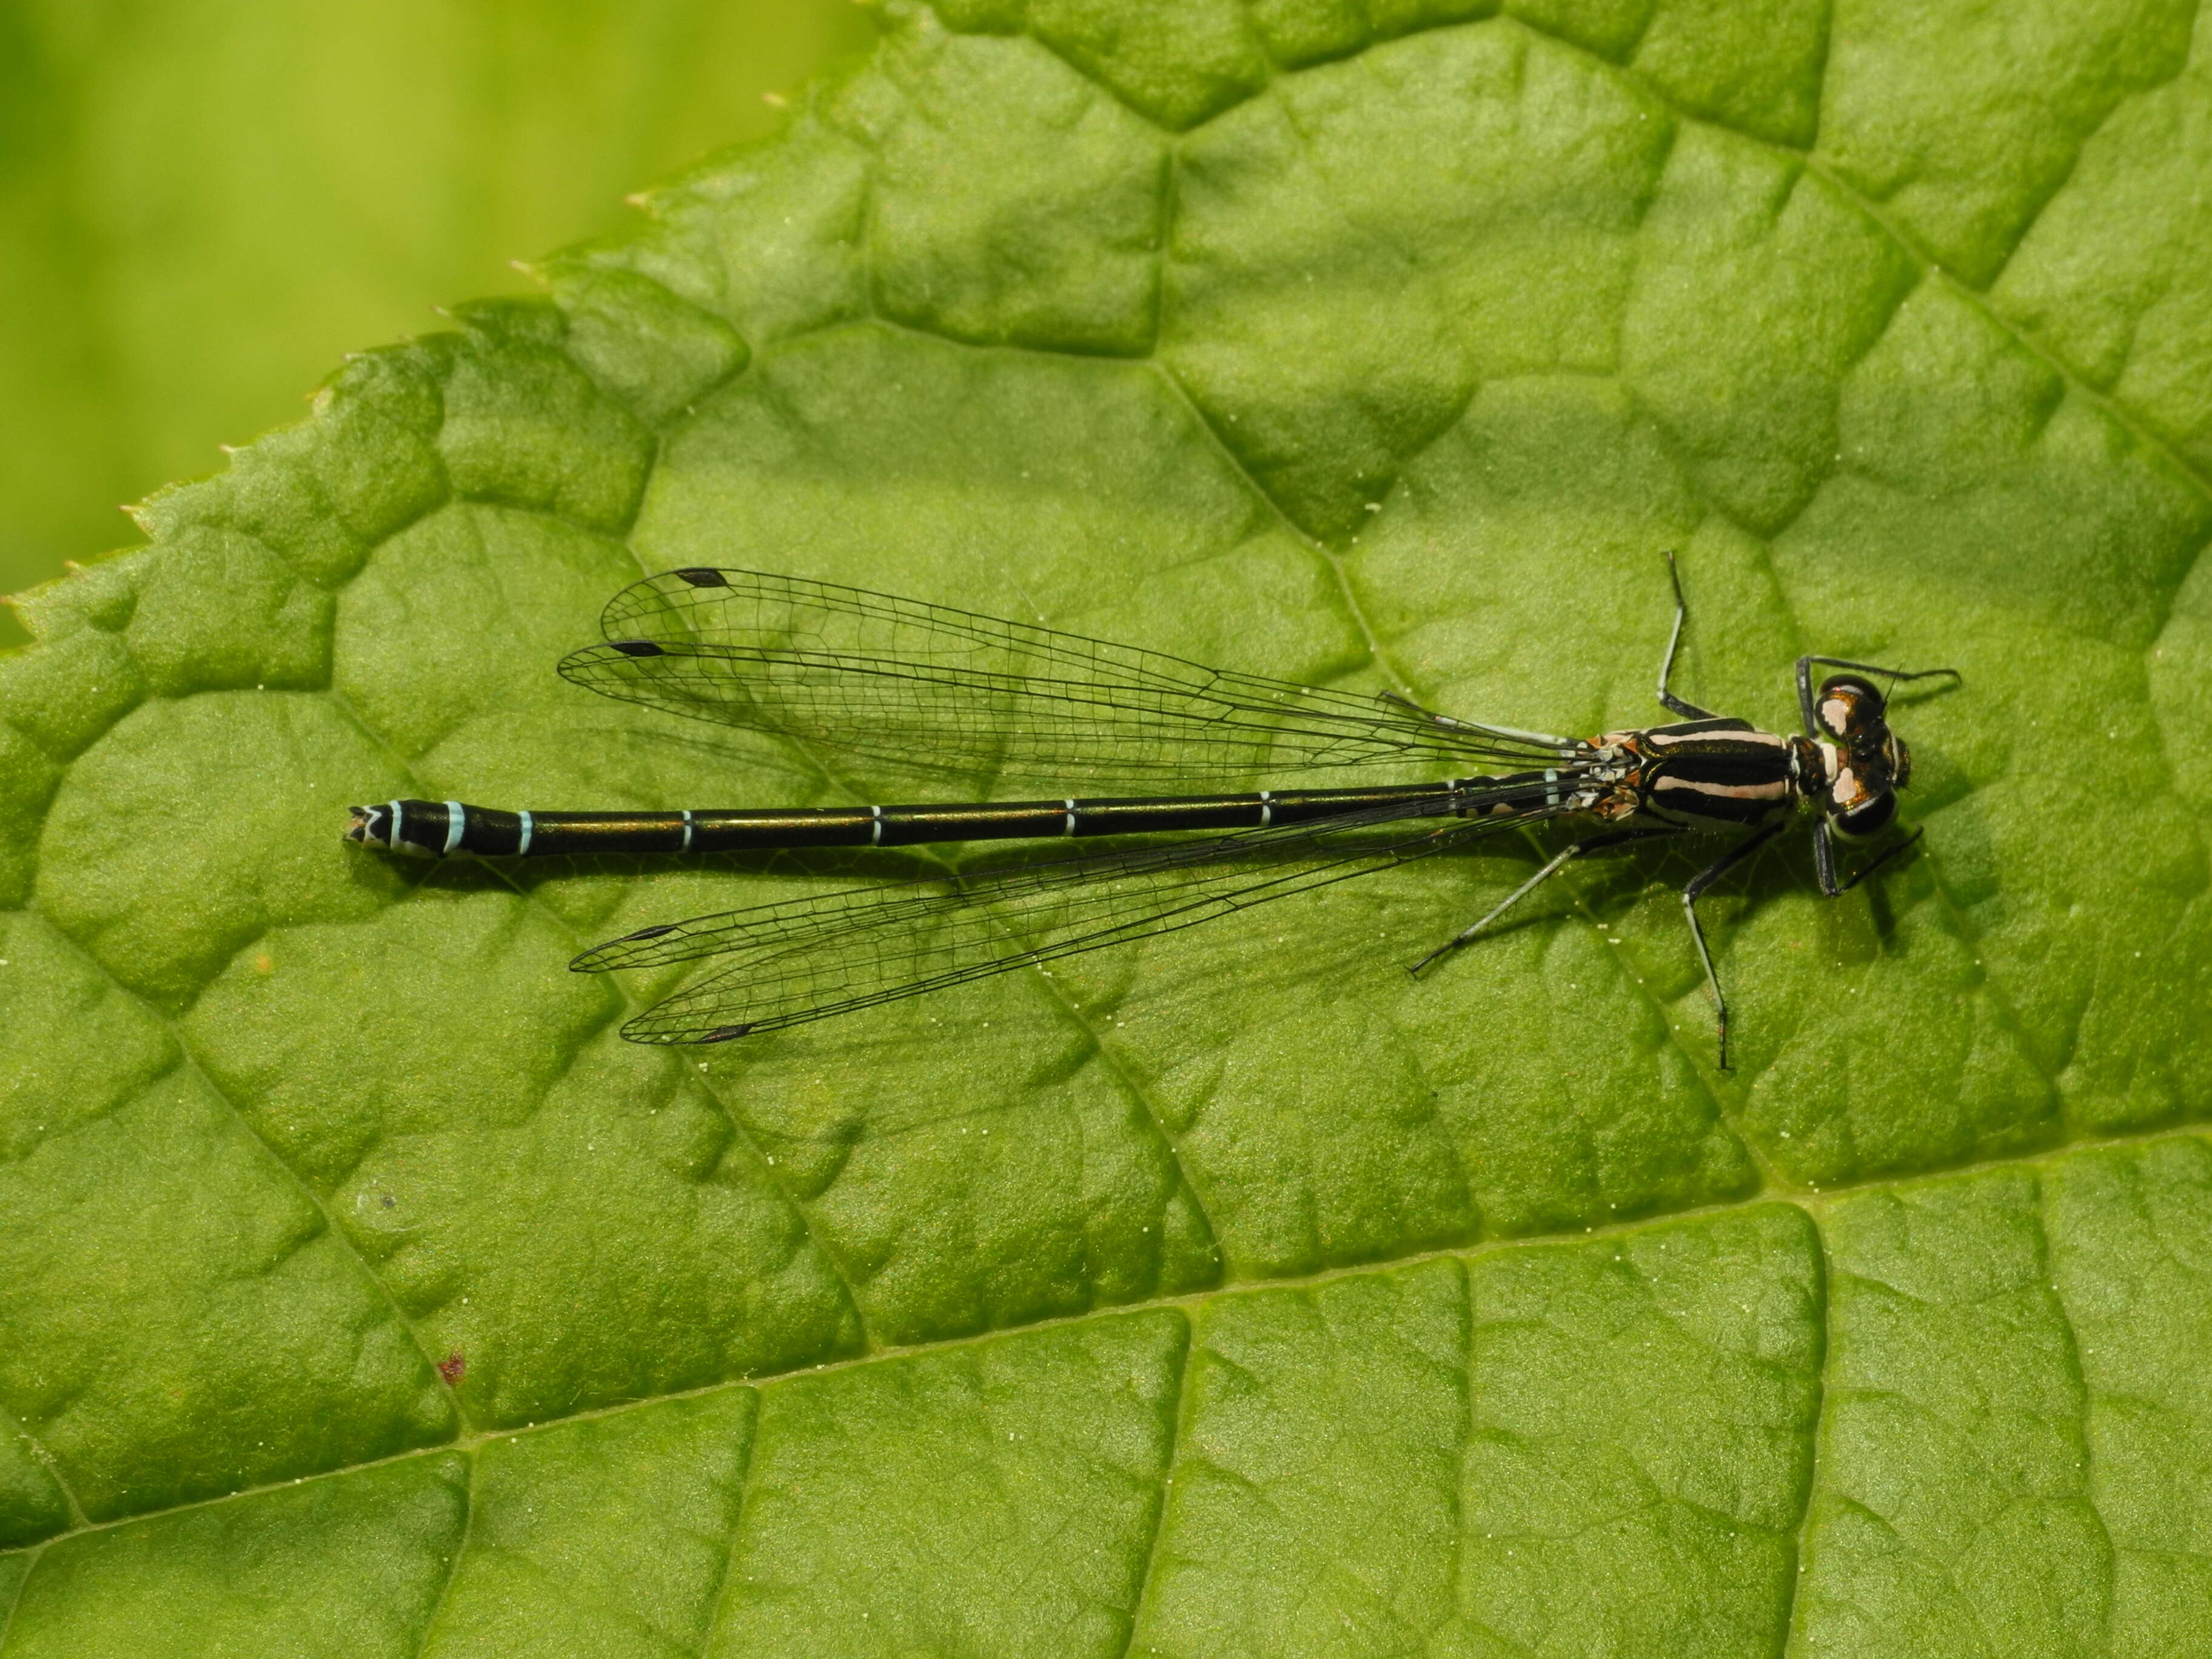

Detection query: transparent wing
(558, 568), (1580, 787)
(574, 792), (1568, 1042)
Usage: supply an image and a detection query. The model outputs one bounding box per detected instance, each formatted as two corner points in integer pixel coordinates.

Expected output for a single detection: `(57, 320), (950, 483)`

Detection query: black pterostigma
(347, 558), (1959, 1068)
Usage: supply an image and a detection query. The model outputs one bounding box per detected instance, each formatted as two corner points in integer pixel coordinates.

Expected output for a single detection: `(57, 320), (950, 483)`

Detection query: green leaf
(5, 1), (2212, 1652)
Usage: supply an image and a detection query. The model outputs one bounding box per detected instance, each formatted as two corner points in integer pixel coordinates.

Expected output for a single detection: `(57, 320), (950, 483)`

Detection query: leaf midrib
(9, 1117), (2194, 1558)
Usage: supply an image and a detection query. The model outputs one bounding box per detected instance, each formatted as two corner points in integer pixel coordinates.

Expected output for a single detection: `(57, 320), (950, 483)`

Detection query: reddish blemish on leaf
(437, 1353), (465, 1386)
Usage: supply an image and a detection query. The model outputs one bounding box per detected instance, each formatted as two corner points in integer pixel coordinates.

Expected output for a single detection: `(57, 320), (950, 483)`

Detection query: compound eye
(1814, 674), (1886, 740)
(1830, 789), (1897, 840)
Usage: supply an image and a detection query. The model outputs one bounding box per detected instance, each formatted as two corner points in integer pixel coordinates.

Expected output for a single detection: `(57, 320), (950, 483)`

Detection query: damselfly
(346, 560), (1957, 1068)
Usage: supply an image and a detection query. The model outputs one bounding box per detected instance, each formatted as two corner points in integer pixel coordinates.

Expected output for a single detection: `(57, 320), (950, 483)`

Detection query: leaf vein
(6, 1127), (2200, 1547)
(1495, 13), (2212, 508)
(0, 1405), (87, 1535)
(35, 920), (456, 1429)
(2031, 1174), (2121, 1650)
(1114, 1309), (1194, 1658)
(406, 1446), (477, 1659)
(686, 1389), (762, 1659)
(1777, 1212), (1835, 1655)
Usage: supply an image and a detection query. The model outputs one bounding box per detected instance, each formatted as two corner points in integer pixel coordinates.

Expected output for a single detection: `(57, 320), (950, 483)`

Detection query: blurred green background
(0, 0), (876, 644)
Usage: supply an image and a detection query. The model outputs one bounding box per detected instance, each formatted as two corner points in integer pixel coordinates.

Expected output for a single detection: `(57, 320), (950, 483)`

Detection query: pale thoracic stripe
(1646, 727), (1785, 750)
(1655, 776), (1790, 802)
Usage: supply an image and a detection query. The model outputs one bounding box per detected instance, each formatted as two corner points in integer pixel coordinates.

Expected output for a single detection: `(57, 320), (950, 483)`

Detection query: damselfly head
(1812, 674), (1886, 742)
(1827, 786), (1897, 840)
(1812, 672), (1913, 836)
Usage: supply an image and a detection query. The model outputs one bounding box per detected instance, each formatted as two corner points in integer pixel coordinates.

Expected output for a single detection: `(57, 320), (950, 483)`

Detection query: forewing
(558, 568), (1569, 786)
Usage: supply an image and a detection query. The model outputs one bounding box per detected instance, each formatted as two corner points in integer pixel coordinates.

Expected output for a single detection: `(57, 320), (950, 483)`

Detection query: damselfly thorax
(1504, 706), (1901, 836)
(346, 558), (1958, 1070)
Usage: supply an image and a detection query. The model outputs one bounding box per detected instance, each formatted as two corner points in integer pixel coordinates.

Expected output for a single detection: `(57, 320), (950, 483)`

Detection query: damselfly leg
(1376, 688), (1461, 729)
(1409, 826), (1681, 976)
(1794, 654), (1961, 732)
(1657, 551), (1718, 721)
(1679, 820), (1785, 1072)
(1376, 689), (1581, 752)
(1812, 817), (1926, 899)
